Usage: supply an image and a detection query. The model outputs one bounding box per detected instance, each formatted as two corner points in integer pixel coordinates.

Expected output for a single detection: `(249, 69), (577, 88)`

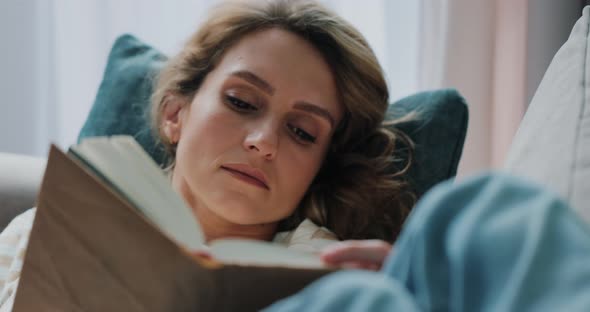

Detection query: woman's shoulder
(0, 207), (36, 257)
(0, 207), (36, 306)
(1, 208), (36, 235)
(0, 208), (36, 252)
(273, 219), (339, 253)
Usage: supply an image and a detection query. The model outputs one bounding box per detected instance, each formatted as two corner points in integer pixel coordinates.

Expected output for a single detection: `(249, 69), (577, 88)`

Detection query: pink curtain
(418, 0), (529, 176)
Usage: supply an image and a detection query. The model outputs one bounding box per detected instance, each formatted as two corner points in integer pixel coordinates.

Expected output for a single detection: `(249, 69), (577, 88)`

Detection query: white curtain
(0, 0), (420, 158)
(39, 0), (219, 156)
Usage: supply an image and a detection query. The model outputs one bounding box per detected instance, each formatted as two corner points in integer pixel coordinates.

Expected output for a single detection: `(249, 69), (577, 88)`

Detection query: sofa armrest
(0, 153), (46, 231)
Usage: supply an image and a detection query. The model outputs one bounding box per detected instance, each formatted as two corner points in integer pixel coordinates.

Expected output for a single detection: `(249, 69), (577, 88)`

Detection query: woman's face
(164, 28), (342, 228)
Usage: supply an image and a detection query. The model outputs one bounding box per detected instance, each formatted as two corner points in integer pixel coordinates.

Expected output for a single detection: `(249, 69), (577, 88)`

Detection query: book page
(209, 239), (325, 269)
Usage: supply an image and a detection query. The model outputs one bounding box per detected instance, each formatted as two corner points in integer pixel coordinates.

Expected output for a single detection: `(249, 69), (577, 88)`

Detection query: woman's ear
(161, 94), (188, 144)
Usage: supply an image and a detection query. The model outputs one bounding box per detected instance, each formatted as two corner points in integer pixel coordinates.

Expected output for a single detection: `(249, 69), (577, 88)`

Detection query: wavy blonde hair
(151, 0), (415, 243)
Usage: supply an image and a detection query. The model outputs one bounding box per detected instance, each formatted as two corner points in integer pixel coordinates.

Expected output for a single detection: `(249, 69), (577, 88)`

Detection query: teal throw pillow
(78, 34), (169, 165)
(386, 89), (468, 197)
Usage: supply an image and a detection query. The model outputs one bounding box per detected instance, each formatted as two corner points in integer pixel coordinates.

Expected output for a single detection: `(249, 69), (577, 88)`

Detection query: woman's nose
(243, 125), (279, 160)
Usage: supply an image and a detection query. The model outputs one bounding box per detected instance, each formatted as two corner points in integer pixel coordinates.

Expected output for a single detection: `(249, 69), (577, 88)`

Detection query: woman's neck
(171, 172), (277, 243)
(196, 207), (277, 243)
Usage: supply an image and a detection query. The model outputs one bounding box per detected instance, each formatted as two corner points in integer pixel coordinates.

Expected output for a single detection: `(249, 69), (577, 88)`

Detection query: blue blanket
(264, 173), (590, 311)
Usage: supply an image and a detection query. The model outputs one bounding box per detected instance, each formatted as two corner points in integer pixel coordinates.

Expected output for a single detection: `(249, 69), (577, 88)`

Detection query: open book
(13, 136), (333, 312)
(69, 135), (326, 268)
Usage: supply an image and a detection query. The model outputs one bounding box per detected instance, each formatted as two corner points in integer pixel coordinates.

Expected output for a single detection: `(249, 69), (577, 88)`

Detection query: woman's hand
(188, 248), (224, 268)
(320, 240), (392, 271)
(193, 249), (214, 260)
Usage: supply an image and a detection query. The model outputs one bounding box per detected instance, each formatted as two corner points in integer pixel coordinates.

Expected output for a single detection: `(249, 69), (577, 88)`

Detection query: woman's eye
(226, 95), (257, 111)
(288, 124), (316, 144)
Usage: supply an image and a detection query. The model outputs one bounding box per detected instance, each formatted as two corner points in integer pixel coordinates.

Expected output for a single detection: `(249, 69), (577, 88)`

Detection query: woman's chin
(202, 186), (293, 226)
(217, 206), (274, 225)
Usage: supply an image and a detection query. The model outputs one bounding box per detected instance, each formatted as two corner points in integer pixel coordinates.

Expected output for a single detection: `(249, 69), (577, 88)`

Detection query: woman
(149, 0), (414, 262)
(0, 0), (413, 309)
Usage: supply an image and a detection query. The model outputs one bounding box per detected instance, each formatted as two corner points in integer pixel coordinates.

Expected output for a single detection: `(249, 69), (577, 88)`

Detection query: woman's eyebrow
(230, 70), (335, 128)
(294, 101), (335, 128)
(230, 70), (275, 95)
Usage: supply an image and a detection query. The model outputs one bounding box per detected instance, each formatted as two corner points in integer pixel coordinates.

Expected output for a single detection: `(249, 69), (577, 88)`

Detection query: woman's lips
(220, 165), (269, 190)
